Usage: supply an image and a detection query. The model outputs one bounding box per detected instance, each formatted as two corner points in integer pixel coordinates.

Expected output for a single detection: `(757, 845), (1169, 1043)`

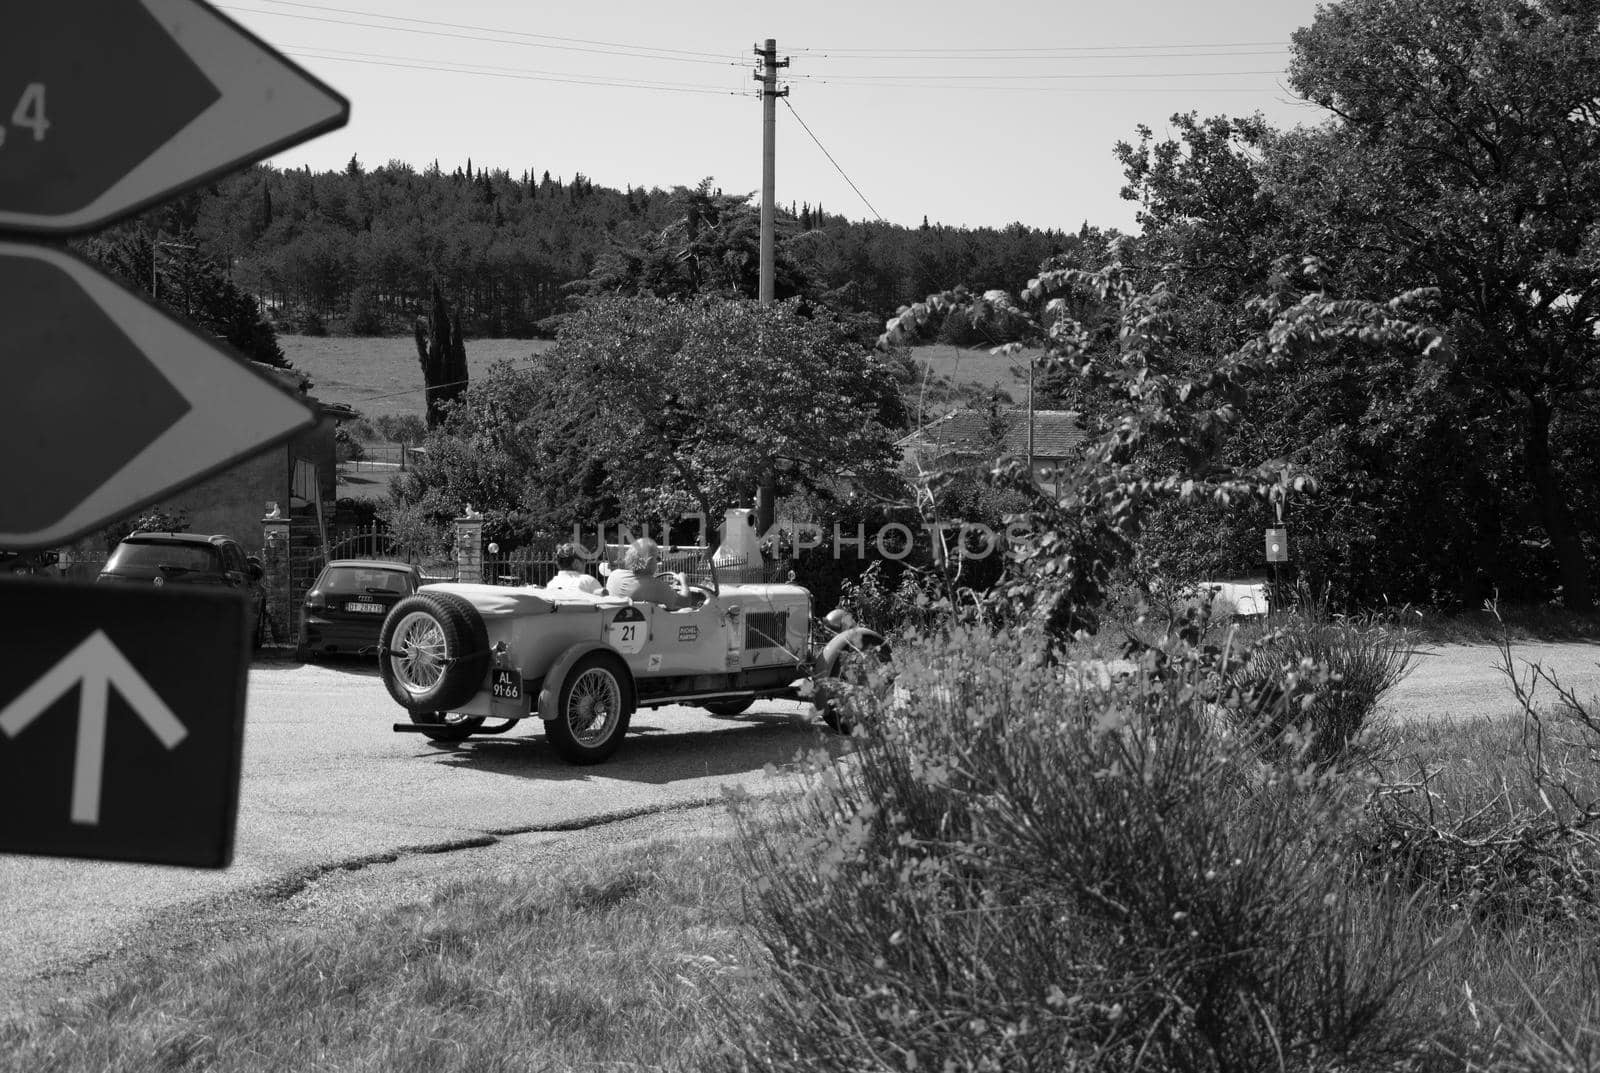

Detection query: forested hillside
(117, 159), (1105, 338)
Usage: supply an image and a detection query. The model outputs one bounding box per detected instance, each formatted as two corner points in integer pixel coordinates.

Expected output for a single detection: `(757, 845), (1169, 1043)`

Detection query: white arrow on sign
(0, 630), (187, 826)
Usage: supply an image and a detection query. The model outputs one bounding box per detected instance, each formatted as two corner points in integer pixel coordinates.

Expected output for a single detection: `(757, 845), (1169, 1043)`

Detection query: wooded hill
(126, 160), (1107, 338)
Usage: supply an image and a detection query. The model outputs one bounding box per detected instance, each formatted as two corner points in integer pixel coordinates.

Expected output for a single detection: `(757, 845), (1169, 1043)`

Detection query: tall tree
(1282, 0), (1600, 611)
(537, 296), (904, 530)
(415, 282), (468, 428)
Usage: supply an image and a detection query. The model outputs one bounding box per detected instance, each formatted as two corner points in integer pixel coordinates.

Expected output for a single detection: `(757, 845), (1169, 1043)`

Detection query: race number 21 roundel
(607, 606), (647, 653)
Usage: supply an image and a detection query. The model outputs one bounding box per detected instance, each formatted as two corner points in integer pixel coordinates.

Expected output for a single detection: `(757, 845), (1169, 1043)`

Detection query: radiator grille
(744, 611), (789, 651)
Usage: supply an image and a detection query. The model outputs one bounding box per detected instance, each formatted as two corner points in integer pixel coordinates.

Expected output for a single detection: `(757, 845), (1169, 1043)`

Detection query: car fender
(537, 642), (637, 721)
(816, 627), (887, 678)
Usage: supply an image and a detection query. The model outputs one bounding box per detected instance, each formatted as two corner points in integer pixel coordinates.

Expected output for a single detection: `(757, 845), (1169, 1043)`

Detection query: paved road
(1381, 640), (1600, 723)
(0, 657), (830, 994)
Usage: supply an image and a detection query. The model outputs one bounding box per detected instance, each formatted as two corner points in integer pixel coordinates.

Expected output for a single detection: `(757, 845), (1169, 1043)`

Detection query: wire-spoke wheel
(378, 593), (491, 713)
(390, 611), (446, 696)
(546, 653), (633, 764)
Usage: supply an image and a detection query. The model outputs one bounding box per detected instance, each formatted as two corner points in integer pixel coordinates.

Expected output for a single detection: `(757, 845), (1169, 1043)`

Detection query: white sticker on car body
(607, 606), (647, 654)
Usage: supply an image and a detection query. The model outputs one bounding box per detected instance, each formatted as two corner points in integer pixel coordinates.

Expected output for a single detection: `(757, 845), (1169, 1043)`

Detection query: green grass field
(279, 335), (554, 422)
(280, 335), (1035, 425)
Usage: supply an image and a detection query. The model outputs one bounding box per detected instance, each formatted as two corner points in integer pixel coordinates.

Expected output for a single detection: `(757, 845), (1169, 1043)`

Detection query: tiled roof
(899, 408), (1085, 459)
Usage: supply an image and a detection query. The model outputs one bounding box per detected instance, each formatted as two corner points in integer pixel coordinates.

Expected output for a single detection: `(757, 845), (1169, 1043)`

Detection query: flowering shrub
(725, 626), (1433, 1072)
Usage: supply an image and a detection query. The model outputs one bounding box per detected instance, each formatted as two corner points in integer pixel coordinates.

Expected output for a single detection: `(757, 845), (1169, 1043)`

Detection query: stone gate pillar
(454, 508), (484, 584)
(261, 503), (293, 648)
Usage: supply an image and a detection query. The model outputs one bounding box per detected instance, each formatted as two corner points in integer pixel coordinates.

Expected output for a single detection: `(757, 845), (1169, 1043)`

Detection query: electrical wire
(796, 40), (1289, 54)
(781, 98), (884, 224)
(284, 46), (751, 96)
(261, 0), (735, 60)
(222, 5), (742, 66)
(797, 69), (1286, 81)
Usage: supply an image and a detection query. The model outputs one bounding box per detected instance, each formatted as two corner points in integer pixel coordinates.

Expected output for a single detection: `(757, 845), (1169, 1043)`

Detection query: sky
(222, 0), (1332, 234)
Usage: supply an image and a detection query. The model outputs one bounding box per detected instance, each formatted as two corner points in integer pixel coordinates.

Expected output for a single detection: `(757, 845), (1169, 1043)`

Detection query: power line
(797, 40), (1289, 54)
(261, 0), (735, 60)
(222, 5), (742, 66)
(781, 97), (883, 224)
(803, 49), (1290, 63)
(798, 69), (1287, 82)
(284, 46), (751, 96)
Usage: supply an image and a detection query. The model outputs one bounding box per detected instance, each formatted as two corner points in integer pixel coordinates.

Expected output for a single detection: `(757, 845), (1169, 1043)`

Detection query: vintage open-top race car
(376, 559), (886, 764)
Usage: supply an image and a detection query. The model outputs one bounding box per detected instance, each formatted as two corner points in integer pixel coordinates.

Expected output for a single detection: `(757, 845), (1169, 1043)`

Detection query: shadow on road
(253, 653), (382, 678)
(420, 711), (855, 786)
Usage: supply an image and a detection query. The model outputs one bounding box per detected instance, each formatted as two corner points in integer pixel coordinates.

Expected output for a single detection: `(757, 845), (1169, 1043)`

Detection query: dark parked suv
(97, 532), (265, 637)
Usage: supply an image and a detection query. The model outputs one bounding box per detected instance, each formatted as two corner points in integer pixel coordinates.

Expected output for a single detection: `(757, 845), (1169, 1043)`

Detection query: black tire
(821, 638), (888, 735)
(379, 592), (491, 713)
(409, 710), (486, 743)
(702, 697), (755, 717)
(545, 652), (634, 765)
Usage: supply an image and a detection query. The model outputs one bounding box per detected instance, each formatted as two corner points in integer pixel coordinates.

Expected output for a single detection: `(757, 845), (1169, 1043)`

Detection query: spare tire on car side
(379, 592), (491, 713)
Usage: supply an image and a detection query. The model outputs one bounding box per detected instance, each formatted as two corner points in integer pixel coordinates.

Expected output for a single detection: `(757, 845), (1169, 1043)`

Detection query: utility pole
(755, 38), (787, 305)
(753, 38), (788, 538)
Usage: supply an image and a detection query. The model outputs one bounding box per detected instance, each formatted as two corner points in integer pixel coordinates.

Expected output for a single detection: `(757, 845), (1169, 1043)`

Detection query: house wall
(157, 444), (287, 555)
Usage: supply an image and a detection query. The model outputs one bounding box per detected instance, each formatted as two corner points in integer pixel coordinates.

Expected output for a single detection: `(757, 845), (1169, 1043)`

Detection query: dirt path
(1381, 640), (1600, 724)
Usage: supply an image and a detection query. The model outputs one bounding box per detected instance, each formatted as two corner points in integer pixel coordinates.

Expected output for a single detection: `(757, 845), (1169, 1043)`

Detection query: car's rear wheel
(546, 653), (633, 764)
(702, 697), (755, 717)
(379, 593), (491, 713)
(408, 710), (486, 743)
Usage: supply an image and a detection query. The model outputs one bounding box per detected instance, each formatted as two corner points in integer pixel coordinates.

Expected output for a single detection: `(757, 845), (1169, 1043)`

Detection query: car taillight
(305, 590), (326, 611)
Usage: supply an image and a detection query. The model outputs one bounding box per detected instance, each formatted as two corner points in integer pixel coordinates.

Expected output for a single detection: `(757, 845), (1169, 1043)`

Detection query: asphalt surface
(1380, 639), (1600, 723)
(0, 656), (833, 1002)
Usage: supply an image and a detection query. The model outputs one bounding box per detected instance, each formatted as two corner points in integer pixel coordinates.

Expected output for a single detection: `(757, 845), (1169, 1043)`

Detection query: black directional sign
(0, 242), (317, 550)
(0, 0), (348, 234)
(0, 580), (249, 867)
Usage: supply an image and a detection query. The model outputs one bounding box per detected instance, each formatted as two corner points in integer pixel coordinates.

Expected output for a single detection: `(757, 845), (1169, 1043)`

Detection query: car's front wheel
(379, 593), (491, 713)
(545, 653), (633, 764)
(820, 638), (888, 735)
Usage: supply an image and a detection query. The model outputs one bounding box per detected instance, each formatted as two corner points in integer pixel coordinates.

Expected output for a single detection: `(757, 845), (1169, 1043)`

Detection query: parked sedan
(298, 559), (423, 660)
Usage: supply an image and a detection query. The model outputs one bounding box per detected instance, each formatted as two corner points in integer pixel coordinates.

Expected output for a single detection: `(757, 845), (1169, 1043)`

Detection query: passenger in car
(604, 537), (692, 609)
(544, 542), (603, 595)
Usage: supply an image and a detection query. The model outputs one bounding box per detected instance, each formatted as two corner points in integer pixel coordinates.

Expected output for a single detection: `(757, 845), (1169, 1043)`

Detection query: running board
(635, 688), (801, 710)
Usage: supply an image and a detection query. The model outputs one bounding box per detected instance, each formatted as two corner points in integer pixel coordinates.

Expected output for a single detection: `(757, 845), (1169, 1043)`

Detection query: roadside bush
(374, 413), (428, 445)
(726, 626), (1436, 1072)
(334, 424), (365, 463)
(1226, 609), (1419, 769)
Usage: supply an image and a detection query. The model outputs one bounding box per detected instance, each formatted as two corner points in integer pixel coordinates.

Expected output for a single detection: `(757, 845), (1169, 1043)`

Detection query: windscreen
(318, 566), (412, 594)
(106, 542), (219, 573)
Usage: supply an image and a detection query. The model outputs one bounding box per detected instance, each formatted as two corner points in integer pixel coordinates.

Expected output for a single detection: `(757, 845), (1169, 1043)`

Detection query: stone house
(897, 407), (1085, 495)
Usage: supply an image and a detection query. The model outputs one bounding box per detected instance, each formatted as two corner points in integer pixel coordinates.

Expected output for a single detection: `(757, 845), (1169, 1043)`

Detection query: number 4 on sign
(13, 83), (48, 140)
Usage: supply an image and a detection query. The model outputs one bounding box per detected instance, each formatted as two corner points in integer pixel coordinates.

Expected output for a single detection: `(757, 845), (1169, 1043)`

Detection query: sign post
(0, 0), (346, 867)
